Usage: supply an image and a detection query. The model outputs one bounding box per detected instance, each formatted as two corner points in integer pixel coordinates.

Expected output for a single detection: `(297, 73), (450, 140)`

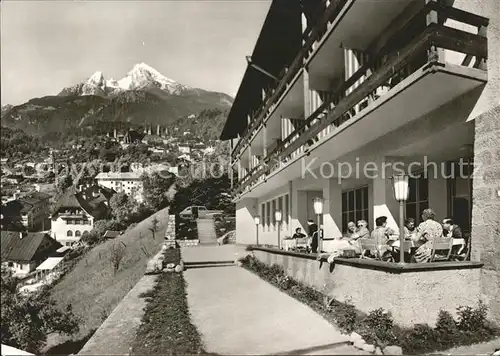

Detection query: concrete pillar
(323, 178), (343, 238)
(263, 125), (268, 157)
(471, 105), (500, 324)
(291, 184), (307, 233)
(428, 164), (448, 220)
(235, 198), (258, 245)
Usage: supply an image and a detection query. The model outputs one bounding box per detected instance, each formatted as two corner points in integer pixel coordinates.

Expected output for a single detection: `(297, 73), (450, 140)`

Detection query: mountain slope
(1, 63), (233, 137)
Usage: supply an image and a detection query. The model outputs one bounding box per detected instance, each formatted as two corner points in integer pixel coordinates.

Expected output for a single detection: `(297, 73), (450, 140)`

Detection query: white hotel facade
(221, 0), (499, 321)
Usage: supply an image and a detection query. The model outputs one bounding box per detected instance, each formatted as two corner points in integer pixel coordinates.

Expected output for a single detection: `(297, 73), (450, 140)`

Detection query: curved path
(182, 246), (362, 355)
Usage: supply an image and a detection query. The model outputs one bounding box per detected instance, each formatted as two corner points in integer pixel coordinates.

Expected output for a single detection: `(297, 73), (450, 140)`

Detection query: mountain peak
(88, 71), (105, 86)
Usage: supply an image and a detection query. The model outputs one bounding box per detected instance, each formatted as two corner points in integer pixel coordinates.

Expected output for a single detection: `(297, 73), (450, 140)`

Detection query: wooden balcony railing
(233, 2), (488, 197)
(231, 0), (349, 161)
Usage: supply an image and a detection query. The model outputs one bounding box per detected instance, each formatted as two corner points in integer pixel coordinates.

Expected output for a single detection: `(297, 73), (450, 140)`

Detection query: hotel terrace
(221, 0), (499, 325)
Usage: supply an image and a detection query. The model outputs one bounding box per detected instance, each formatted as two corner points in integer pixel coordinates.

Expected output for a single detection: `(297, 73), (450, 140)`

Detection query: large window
(261, 194), (290, 232)
(284, 194), (289, 228)
(406, 176), (429, 224)
(447, 159), (472, 234)
(266, 202), (271, 232)
(261, 203), (266, 229)
(342, 186), (369, 233)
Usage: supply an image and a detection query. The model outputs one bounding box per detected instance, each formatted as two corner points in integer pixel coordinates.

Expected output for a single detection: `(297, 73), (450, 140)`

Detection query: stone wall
(165, 214), (176, 240)
(177, 239), (199, 248)
(472, 105), (500, 324)
(252, 248), (483, 327)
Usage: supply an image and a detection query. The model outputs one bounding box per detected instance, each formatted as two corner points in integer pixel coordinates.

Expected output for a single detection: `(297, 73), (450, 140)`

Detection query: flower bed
(131, 249), (209, 355)
(239, 255), (499, 355)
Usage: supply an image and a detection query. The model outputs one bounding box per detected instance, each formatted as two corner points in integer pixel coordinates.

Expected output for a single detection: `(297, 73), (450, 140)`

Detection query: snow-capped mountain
(59, 63), (194, 97)
(2, 63), (233, 138)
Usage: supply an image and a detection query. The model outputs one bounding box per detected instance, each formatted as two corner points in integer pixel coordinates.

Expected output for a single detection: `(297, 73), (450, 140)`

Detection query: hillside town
(1, 0), (499, 356)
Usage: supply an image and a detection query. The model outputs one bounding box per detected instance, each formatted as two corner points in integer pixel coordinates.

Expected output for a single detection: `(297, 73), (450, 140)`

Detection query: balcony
(233, 2), (488, 197)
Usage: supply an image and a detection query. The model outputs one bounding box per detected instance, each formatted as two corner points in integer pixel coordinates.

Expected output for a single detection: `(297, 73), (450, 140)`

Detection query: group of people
(290, 208), (464, 263)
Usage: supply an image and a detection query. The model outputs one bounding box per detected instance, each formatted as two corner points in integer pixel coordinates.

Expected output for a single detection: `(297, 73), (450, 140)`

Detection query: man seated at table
(442, 218), (463, 238)
(370, 216), (398, 260)
(292, 227), (306, 239)
(442, 218), (465, 256)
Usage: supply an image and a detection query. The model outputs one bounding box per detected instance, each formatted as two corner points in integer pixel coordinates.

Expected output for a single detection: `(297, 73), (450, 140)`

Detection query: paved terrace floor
(182, 245), (360, 355)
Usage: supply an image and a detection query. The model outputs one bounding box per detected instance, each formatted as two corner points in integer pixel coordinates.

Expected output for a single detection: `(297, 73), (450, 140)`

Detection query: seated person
(369, 216), (397, 259)
(413, 209), (444, 263)
(404, 217), (418, 242)
(356, 220), (370, 239)
(442, 217), (465, 255)
(292, 227), (306, 239)
(345, 221), (357, 239)
(442, 218), (463, 238)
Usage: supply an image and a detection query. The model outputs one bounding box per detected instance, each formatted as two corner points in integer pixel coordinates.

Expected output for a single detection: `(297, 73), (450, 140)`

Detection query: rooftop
(95, 172), (142, 180)
(0, 231), (61, 262)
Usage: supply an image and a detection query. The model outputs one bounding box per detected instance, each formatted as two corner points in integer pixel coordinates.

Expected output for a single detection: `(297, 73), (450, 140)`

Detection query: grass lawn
(46, 207), (171, 350)
(131, 248), (208, 355)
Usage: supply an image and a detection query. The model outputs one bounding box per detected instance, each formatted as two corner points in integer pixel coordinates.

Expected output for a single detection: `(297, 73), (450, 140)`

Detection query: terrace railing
(231, 0), (349, 162)
(233, 2), (488, 197)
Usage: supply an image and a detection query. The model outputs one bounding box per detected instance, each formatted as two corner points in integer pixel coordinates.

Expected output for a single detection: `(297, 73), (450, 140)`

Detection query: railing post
(475, 25), (488, 70)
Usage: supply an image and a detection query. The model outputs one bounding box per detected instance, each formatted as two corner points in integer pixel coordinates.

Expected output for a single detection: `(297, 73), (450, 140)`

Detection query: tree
(171, 174), (234, 215)
(149, 217), (159, 240)
(56, 174), (73, 193)
(141, 172), (176, 210)
(109, 192), (135, 225)
(0, 271), (80, 353)
(109, 243), (126, 274)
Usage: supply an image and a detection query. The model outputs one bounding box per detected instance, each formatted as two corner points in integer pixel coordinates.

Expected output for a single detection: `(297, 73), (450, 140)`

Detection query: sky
(0, 0), (271, 105)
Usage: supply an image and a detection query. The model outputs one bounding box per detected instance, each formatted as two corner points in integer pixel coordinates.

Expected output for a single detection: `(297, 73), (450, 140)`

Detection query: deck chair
(295, 236), (309, 253)
(359, 238), (393, 261)
(430, 237), (453, 262)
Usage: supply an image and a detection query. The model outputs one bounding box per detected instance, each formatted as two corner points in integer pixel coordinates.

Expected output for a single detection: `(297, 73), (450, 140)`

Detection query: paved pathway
(184, 262), (356, 355)
(181, 244), (246, 264)
(428, 338), (500, 355)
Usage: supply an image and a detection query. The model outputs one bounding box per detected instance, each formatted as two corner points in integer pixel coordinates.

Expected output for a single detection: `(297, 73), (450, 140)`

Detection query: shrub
(435, 310), (460, 348)
(329, 299), (358, 333)
(358, 308), (397, 347)
(457, 300), (488, 332)
(399, 324), (439, 355)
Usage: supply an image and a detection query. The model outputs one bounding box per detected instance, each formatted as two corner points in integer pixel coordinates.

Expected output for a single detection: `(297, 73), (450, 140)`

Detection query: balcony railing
(231, 0), (349, 161)
(233, 2), (488, 196)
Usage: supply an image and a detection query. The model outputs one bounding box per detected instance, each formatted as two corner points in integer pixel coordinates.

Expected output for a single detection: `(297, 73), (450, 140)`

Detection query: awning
(1, 344), (35, 356)
(56, 246), (71, 254)
(36, 257), (64, 271)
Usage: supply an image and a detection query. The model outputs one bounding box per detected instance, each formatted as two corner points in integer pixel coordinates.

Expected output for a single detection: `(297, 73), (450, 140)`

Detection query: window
(406, 176), (429, 225)
(75, 230), (81, 237)
(261, 203), (265, 228)
(342, 187), (369, 233)
(266, 202), (271, 231)
(447, 159), (472, 234)
(67, 230), (73, 237)
(284, 194), (289, 228)
(272, 200), (277, 230)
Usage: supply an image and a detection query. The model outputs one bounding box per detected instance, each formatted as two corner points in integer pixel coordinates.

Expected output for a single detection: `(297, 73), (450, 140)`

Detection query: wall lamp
(246, 56), (279, 82)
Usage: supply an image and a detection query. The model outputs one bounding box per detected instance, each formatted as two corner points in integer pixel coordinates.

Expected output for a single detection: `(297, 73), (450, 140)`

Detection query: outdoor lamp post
(254, 215), (260, 246)
(313, 197), (324, 253)
(275, 210), (282, 249)
(392, 174), (410, 263)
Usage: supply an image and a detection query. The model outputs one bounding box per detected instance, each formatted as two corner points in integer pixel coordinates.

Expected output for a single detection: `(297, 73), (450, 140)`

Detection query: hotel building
(221, 0), (499, 324)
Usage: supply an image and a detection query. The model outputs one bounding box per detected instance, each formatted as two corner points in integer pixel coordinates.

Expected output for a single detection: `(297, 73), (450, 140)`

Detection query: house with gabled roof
(1, 231), (62, 276)
(50, 185), (114, 247)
